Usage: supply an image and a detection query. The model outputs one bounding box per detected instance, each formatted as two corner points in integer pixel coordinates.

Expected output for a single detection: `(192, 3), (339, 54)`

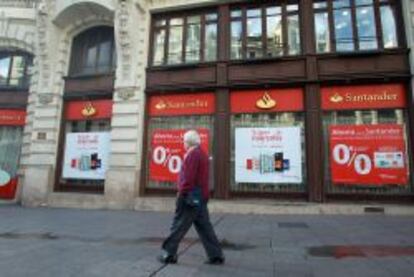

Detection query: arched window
(69, 26), (116, 76)
(0, 52), (32, 89)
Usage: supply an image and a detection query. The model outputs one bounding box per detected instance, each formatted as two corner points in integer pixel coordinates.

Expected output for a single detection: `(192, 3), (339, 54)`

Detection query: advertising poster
(329, 124), (408, 185)
(235, 127), (303, 184)
(62, 132), (111, 180)
(149, 129), (209, 182)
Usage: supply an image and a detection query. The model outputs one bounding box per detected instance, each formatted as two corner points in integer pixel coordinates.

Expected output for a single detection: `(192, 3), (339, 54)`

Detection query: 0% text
(332, 144), (372, 175)
(152, 146), (182, 174)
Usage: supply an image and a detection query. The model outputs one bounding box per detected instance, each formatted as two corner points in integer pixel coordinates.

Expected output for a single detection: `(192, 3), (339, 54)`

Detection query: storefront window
(231, 113), (306, 193)
(145, 94), (215, 191)
(152, 11), (218, 66)
(58, 100), (112, 192)
(314, 0), (399, 53)
(0, 109), (25, 199)
(0, 126), (23, 190)
(230, 1), (301, 60)
(230, 89), (306, 194)
(322, 84), (411, 195)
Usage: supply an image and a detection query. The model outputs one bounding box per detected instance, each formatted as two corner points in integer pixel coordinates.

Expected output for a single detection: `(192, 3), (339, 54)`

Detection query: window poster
(235, 127), (303, 184)
(62, 132), (111, 180)
(329, 124), (408, 185)
(149, 129), (209, 182)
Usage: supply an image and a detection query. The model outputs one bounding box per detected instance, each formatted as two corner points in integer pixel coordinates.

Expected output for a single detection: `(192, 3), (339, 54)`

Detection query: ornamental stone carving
(38, 93), (54, 105)
(117, 87), (136, 100)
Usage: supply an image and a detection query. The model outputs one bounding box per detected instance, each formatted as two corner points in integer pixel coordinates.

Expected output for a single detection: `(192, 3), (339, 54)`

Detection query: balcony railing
(0, 0), (39, 8)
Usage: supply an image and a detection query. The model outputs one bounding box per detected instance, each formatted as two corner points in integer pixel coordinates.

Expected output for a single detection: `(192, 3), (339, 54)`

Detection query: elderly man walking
(157, 130), (224, 265)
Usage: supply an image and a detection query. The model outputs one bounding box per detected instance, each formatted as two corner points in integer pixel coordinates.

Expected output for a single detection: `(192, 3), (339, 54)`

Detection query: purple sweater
(177, 146), (209, 200)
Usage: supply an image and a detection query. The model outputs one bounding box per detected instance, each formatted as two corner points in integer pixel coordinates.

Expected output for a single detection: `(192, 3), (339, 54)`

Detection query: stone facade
(2, 0), (413, 209)
(3, 0), (223, 209)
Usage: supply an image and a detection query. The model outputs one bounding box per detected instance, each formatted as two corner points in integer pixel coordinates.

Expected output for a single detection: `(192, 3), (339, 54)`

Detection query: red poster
(149, 129), (209, 182)
(329, 124), (408, 185)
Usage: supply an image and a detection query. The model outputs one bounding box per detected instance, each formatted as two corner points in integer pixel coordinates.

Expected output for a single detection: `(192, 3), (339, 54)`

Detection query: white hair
(183, 130), (201, 147)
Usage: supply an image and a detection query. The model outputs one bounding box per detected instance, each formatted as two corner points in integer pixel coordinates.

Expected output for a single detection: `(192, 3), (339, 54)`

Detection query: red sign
(0, 110), (26, 126)
(65, 100), (113, 121)
(148, 93), (215, 116)
(231, 88), (304, 113)
(329, 124), (408, 185)
(0, 178), (18, 200)
(149, 129), (209, 182)
(322, 84), (406, 110)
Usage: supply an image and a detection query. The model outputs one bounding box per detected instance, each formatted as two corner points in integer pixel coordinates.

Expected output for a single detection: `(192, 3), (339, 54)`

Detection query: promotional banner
(149, 129), (209, 182)
(62, 132), (111, 180)
(235, 127), (303, 184)
(329, 124), (408, 185)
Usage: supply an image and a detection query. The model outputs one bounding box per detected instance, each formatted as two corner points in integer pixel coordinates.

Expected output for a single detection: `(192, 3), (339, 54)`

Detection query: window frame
(229, 1), (302, 61)
(69, 26), (116, 76)
(150, 9), (219, 67)
(0, 51), (32, 89)
(313, 0), (400, 53)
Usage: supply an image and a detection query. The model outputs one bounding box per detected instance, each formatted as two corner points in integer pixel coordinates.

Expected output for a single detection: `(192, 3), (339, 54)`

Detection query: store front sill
(134, 197), (414, 216)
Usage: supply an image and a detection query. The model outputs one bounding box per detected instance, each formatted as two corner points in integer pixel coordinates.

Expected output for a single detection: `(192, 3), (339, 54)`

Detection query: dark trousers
(162, 196), (223, 259)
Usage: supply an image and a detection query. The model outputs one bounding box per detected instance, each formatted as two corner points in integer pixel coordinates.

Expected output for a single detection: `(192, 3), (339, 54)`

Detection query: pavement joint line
(148, 214), (226, 277)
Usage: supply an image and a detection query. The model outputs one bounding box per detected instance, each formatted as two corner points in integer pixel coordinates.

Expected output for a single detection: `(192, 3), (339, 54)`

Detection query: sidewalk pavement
(1, 205), (414, 277)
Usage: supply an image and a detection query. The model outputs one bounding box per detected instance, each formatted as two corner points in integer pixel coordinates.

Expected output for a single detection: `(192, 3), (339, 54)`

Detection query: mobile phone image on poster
(235, 127), (303, 184)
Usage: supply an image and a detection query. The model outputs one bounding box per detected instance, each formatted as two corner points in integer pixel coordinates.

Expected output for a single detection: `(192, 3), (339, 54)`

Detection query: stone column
(21, 0), (63, 206)
(105, 0), (149, 209)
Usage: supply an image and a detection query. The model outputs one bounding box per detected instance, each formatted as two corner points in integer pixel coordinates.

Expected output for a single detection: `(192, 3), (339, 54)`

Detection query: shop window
(151, 11), (218, 66)
(0, 52), (32, 89)
(313, 0), (399, 53)
(230, 1), (301, 60)
(57, 100), (113, 192)
(230, 89), (306, 194)
(145, 94), (215, 191)
(321, 84), (412, 196)
(0, 109), (25, 199)
(69, 26), (116, 76)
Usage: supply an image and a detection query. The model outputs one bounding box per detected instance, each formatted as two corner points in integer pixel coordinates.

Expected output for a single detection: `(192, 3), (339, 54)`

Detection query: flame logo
(256, 92), (276, 109)
(81, 102), (97, 117)
(330, 93), (344, 103)
(155, 100), (167, 110)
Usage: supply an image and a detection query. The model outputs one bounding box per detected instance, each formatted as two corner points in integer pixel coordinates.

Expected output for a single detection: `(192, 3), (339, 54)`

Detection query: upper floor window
(231, 2), (301, 60)
(0, 52), (32, 89)
(314, 0), (399, 53)
(69, 26), (116, 76)
(152, 11), (218, 66)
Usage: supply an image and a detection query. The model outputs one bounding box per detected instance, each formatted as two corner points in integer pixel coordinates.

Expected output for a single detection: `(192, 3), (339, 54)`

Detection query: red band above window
(231, 88), (304, 113)
(148, 93), (215, 116)
(321, 84), (406, 110)
(0, 110), (26, 126)
(65, 100), (113, 121)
